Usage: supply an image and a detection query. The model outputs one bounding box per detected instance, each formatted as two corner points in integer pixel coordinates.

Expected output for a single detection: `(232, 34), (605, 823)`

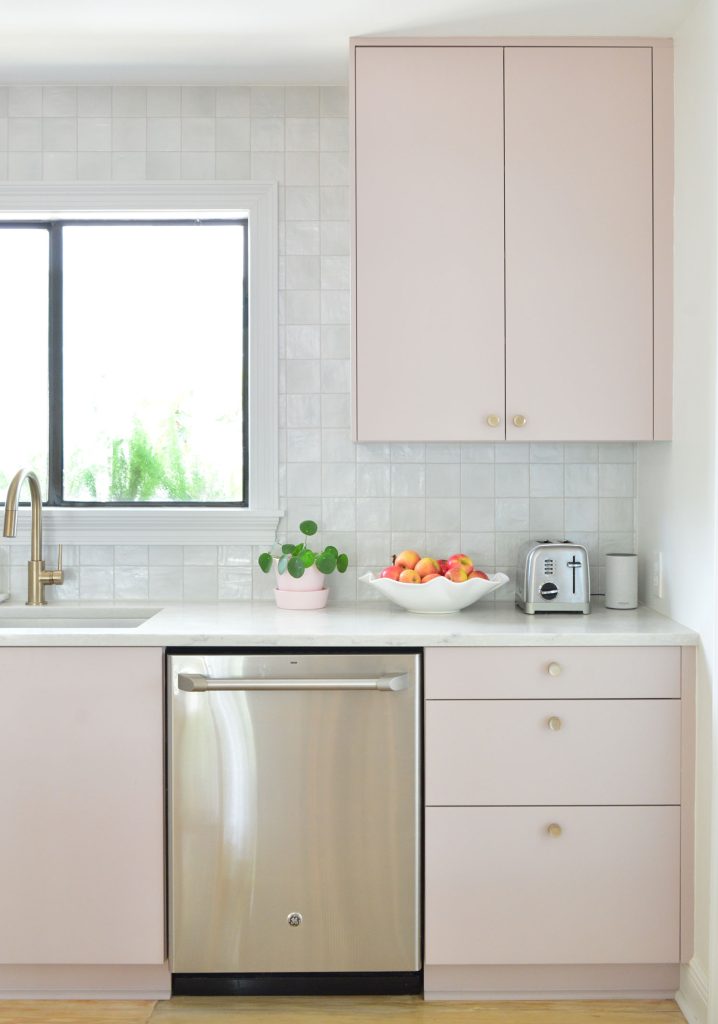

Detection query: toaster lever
(567, 556), (582, 595)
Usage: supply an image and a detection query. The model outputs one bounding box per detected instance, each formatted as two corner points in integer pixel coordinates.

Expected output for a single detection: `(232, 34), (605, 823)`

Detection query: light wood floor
(0, 997), (686, 1024)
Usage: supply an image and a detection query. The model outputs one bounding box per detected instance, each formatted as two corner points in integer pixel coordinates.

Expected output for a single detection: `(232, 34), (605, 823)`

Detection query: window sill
(8, 508), (284, 546)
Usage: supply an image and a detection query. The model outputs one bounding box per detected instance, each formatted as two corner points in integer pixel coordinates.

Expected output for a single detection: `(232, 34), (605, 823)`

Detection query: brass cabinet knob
(548, 716), (562, 731)
(547, 662), (562, 677)
(512, 415), (527, 427)
(547, 823), (563, 838)
(486, 414), (502, 428)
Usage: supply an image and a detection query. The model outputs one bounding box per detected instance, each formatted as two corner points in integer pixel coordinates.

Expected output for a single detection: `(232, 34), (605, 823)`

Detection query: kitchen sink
(0, 606), (161, 629)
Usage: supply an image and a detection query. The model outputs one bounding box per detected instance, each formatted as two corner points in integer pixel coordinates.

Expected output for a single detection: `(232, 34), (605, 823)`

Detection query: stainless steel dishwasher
(168, 650), (421, 995)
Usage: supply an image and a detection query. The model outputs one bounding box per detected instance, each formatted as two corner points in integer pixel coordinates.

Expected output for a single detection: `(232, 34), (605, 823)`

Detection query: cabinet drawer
(426, 699), (680, 806)
(425, 646), (681, 699)
(425, 806), (680, 965)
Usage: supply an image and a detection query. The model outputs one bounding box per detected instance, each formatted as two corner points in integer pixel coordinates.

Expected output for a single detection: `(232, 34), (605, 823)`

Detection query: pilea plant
(258, 520), (349, 579)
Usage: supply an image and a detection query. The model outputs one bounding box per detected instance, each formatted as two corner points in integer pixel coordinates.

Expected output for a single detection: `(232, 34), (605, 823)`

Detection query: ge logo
(287, 912), (303, 927)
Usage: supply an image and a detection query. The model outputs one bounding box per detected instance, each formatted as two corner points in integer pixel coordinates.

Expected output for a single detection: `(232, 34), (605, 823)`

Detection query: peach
(380, 565), (402, 580)
(447, 553), (473, 574)
(468, 569), (490, 580)
(421, 573), (441, 583)
(445, 566), (469, 582)
(395, 549), (421, 570)
(399, 568), (421, 583)
(415, 556), (440, 578)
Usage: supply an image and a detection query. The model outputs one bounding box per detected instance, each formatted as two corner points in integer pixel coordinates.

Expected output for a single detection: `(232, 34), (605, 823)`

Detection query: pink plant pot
(274, 561), (327, 593)
(274, 588), (330, 610)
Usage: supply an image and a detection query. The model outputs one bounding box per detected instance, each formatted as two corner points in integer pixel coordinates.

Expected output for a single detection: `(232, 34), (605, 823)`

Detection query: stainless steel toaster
(516, 540), (591, 614)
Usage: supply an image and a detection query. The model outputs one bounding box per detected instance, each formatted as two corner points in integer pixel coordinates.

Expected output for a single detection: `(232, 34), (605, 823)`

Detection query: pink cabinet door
(504, 47), (654, 441)
(0, 647), (165, 965)
(353, 46), (505, 441)
(426, 806), (680, 965)
(425, 698), (681, 806)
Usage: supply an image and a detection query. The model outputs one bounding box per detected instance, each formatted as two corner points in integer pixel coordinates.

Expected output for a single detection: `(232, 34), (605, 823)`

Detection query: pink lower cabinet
(426, 699), (680, 806)
(424, 645), (681, 700)
(423, 645), (692, 999)
(0, 648), (165, 968)
(425, 806), (680, 965)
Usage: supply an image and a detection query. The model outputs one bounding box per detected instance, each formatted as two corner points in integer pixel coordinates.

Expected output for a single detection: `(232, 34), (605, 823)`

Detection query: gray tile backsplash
(0, 84), (636, 603)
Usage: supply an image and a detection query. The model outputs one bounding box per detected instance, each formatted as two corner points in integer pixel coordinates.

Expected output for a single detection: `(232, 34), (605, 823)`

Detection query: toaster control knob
(540, 582), (559, 600)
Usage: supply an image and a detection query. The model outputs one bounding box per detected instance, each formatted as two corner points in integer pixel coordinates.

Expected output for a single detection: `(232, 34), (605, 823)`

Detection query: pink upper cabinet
(504, 46), (654, 441)
(352, 39), (673, 443)
(353, 46), (505, 441)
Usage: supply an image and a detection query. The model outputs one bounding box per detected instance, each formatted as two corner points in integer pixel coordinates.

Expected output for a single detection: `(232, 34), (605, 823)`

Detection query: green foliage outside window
(69, 417), (213, 502)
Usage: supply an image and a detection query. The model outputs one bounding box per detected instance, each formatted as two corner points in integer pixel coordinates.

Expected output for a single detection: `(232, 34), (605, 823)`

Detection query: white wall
(636, 0), (718, 1018)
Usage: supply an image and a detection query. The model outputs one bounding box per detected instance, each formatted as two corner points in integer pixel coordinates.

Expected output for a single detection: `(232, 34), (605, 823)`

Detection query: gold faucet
(2, 469), (63, 606)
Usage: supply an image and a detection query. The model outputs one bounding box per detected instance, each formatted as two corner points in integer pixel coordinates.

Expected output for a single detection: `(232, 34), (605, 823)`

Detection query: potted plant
(258, 520), (349, 609)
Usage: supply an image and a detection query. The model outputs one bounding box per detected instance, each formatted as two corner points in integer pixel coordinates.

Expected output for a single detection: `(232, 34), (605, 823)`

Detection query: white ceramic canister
(605, 552), (638, 610)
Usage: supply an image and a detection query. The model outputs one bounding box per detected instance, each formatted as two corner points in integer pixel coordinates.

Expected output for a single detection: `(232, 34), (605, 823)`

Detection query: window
(2, 219), (248, 506)
(0, 183), (279, 544)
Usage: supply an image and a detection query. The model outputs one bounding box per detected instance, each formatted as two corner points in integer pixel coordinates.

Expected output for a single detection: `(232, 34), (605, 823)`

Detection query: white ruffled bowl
(360, 571), (509, 613)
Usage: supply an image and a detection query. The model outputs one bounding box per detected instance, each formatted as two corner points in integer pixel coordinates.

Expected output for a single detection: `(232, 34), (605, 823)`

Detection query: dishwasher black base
(172, 971), (423, 996)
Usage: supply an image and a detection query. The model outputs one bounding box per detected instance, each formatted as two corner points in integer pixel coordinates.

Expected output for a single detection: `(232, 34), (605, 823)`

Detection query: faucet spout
(3, 469), (63, 605)
(3, 469), (43, 561)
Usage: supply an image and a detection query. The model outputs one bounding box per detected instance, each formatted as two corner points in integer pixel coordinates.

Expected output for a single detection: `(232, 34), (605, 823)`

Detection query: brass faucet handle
(44, 545), (64, 585)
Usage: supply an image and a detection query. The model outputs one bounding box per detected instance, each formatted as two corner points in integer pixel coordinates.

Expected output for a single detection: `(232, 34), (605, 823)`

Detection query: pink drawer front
(425, 646), (681, 700)
(425, 805), (680, 966)
(425, 699), (680, 806)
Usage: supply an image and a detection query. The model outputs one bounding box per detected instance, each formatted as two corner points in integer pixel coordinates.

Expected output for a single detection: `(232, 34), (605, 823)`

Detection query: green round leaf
(287, 556), (306, 579)
(299, 519), (318, 537)
(292, 543), (305, 556)
(258, 552), (273, 573)
(300, 550), (315, 567)
(278, 553), (291, 574)
(281, 543), (295, 554)
(315, 552), (337, 574)
(336, 553), (349, 573)
(323, 545), (338, 558)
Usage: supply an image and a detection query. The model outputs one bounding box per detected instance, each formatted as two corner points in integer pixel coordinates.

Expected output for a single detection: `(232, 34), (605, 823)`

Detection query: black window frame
(1, 217), (250, 508)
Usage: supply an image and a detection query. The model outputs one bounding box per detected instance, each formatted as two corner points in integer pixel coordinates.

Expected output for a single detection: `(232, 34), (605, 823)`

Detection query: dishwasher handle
(177, 672), (410, 693)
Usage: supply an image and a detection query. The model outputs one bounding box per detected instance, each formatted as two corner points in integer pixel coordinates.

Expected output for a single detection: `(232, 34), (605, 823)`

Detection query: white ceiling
(0, 0), (698, 84)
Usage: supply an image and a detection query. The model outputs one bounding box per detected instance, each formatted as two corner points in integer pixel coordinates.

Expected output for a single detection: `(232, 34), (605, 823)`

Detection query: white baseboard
(676, 959), (709, 1024)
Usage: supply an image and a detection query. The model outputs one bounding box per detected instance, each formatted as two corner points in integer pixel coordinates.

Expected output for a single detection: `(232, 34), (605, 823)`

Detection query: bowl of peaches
(360, 551), (509, 613)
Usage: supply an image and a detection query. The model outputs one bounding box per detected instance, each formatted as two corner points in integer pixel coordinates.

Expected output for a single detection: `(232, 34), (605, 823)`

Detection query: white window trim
(0, 181), (282, 545)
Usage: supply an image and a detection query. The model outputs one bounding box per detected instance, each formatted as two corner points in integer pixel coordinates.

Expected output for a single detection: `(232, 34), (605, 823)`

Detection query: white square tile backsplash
(0, 83), (636, 602)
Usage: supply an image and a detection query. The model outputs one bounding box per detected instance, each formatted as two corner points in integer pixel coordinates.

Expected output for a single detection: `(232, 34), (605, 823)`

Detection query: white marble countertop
(0, 599), (697, 647)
